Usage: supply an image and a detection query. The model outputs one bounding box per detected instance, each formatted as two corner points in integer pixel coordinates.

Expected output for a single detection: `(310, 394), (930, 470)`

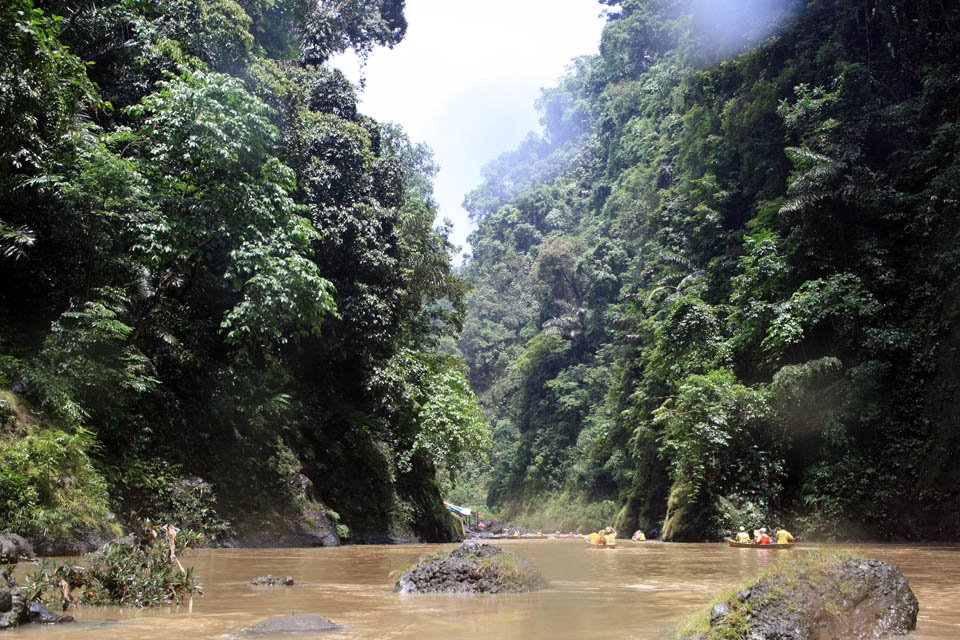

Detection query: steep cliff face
(0, 0), (474, 547)
(460, 0), (960, 540)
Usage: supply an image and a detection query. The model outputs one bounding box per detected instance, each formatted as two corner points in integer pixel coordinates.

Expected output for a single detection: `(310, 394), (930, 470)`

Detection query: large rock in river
(395, 541), (547, 594)
(240, 613), (342, 634)
(0, 569), (27, 630)
(683, 555), (918, 639)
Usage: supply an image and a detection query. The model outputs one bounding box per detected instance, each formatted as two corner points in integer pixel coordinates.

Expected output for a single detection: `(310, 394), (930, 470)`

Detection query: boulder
(240, 613), (342, 634)
(250, 574), (294, 586)
(0, 570), (27, 630)
(395, 541), (547, 594)
(683, 555), (918, 639)
(31, 525), (115, 557)
(0, 533), (34, 564)
(27, 601), (74, 624)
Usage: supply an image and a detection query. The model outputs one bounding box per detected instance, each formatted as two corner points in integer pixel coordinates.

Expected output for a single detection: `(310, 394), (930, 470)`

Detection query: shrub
(25, 525), (203, 608)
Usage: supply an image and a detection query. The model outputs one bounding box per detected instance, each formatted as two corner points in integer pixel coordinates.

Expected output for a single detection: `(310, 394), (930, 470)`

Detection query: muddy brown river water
(7, 540), (959, 639)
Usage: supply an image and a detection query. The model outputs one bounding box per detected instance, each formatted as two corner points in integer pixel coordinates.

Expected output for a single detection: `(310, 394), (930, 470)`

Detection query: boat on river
(727, 540), (797, 549)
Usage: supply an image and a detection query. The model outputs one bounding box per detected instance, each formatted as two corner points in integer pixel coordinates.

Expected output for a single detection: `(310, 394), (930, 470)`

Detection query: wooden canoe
(727, 540), (797, 549)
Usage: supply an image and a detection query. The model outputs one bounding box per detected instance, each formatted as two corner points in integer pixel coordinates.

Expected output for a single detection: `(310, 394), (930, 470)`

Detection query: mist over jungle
(457, 0), (960, 541)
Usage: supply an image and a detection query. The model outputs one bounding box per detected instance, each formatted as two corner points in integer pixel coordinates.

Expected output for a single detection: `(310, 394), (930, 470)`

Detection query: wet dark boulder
(240, 613), (342, 634)
(0, 570), (27, 630)
(681, 554), (918, 639)
(0, 570), (73, 628)
(0, 534), (33, 564)
(395, 541), (547, 594)
(250, 574), (295, 586)
(31, 525), (115, 557)
(27, 601), (74, 624)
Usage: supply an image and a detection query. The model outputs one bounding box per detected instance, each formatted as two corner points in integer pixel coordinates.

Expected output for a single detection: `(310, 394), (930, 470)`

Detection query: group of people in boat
(586, 526), (618, 546)
(734, 525), (794, 544)
(580, 523), (793, 546)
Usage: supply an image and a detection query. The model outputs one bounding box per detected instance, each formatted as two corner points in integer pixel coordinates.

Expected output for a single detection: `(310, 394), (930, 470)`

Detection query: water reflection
(6, 540), (959, 639)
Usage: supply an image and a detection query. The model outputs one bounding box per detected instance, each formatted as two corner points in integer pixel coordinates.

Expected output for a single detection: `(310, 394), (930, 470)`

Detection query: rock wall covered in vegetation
(459, 0), (960, 540)
(0, 0), (484, 548)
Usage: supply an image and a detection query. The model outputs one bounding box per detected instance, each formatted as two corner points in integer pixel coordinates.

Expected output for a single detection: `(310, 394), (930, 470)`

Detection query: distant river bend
(9, 541), (959, 639)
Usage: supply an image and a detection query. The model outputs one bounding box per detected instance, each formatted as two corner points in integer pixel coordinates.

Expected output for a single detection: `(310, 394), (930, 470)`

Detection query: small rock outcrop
(240, 613), (342, 634)
(26, 601), (74, 624)
(395, 541), (547, 594)
(0, 534), (34, 564)
(0, 570), (73, 628)
(250, 574), (295, 586)
(31, 526), (116, 557)
(0, 569), (27, 630)
(683, 556), (918, 639)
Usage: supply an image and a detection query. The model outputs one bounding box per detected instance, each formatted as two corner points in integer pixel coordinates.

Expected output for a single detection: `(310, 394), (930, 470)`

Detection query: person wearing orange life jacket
(735, 526), (751, 544)
(755, 527), (772, 544)
(775, 526), (795, 545)
(587, 531), (601, 545)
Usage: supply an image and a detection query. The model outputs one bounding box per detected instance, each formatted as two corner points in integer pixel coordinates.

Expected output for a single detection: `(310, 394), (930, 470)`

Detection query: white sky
(332, 0), (606, 261)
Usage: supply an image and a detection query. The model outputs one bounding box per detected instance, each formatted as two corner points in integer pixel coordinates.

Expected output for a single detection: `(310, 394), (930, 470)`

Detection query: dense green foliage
(0, 392), (114, 545)
(0, 0), (485, 546)
(460, 0), (960, 540)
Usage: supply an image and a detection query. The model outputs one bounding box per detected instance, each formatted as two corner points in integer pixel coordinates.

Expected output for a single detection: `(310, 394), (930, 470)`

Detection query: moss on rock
(677, 551), (918, 639)
(395, 542), (547, 594)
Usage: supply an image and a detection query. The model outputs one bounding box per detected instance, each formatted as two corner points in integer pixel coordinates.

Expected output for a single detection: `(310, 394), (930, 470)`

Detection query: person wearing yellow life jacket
(603, 526), (617, 546)
(775, 527), (795, 545)
(587, 531), (601, 545)
(631, 529), (646, 541)
(735, 526), (751, 544)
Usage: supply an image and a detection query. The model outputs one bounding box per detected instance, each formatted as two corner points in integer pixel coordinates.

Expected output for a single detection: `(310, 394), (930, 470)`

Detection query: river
(6, 540), (959, 639)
